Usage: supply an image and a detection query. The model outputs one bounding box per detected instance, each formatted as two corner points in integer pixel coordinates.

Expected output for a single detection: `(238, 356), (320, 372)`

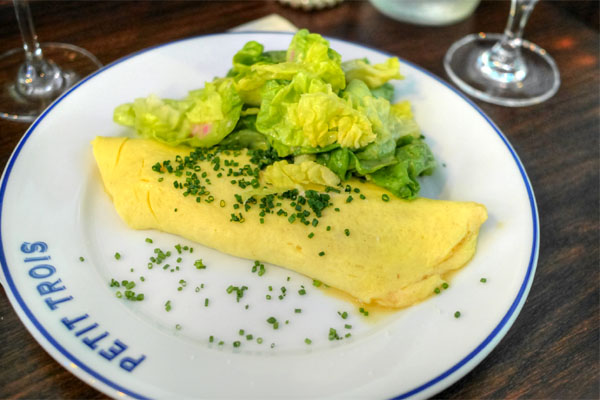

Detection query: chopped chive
(294, 308), (302, 313)
(434, 287), (441, 294)
(344, 228), (350, 236)
(442, 282), (449, 289)
(328, 328), (340, 341)
(318, 251), (325, 257)
(233, 341), (241, 348)
(454, 311), (461, 318)
(145, 238), (153, 243)
(204, 298), (209, 307)
(480, 278), (487, 283)
(79, 256), (85, 262)
(381, 194), (390, 202)
(114, 252), (121, 260)
(304, 338), (312, 345)
(308, 232), (315, 239)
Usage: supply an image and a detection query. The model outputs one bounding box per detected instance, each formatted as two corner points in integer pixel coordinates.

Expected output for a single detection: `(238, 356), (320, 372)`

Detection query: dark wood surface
(0, 1), (598, 399)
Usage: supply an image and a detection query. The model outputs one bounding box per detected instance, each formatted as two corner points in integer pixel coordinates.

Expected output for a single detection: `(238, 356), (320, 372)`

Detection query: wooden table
(0, 1), (598, 398)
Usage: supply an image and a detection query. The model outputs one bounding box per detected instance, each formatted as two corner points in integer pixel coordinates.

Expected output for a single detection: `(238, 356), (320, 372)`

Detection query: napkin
(228, 14), (298, 33)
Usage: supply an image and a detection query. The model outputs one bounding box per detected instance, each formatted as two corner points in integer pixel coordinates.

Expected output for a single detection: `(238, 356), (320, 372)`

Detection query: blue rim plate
(0, 32), (538, 399)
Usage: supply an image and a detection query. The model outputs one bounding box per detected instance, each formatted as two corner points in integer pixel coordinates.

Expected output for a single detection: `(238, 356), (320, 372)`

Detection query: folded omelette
(93, 136), (487, 308)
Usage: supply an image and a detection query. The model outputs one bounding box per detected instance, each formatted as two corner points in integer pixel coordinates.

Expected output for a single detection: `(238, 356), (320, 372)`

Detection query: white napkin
(228, 14), (298, 33)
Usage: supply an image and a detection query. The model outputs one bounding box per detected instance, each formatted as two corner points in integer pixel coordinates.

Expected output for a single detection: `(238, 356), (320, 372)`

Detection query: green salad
(113, 29), (435, 199)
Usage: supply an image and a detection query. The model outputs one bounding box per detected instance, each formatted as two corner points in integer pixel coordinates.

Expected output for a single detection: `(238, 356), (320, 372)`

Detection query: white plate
(0, 32), (538, 399)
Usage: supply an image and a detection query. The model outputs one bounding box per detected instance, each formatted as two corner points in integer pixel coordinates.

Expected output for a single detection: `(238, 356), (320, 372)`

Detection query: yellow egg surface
(93, 136), (487, 308)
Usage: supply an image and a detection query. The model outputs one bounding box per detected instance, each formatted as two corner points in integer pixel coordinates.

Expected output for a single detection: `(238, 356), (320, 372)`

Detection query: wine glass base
(444, 33), (560, 107)
(0, 42), (102, 122)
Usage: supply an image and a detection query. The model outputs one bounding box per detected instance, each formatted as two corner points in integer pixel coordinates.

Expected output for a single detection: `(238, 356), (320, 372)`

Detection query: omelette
(93, 136), (487, 308)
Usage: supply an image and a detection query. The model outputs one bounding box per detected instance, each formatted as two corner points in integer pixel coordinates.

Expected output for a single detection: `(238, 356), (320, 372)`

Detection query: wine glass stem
(13, 0), (64, 98)
(14, 0), (43, 62)
(479, 0), (538, 83)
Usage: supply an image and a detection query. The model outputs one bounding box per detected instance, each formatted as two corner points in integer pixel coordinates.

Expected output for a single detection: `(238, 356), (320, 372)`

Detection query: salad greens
(113, 29), (435, 199)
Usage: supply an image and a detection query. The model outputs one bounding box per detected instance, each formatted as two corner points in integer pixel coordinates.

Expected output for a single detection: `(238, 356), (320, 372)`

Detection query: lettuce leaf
(370, 82), (395, 102)
(369, 140), (435, 199)
(342, 79), (398, 173)
(316, 147), (351, 180)
(219, 115), (269, 150)
(256, 74), (375, 156)
(230, 30), (345, 106)
(341, 57), (403, 88)
(262, 160), (340, 190)
(389, 100), (421, 141)
(286, 29), (346, 92)
(113, 78), (242, 147)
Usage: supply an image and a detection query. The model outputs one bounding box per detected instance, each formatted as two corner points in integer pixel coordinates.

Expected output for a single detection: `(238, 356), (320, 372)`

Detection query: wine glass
(443, 0), (560, 107)
(0, 0), (102, 122)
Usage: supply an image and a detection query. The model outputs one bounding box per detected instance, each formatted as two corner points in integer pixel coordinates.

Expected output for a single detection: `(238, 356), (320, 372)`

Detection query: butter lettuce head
(113, 29), (436, 200)
(113, 78), (243, 147)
